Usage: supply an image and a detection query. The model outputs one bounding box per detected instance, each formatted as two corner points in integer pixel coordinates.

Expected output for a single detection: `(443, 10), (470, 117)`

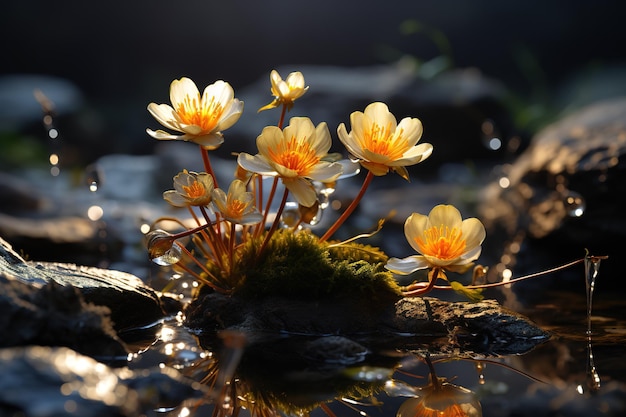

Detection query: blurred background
(2, 0), (626, 167)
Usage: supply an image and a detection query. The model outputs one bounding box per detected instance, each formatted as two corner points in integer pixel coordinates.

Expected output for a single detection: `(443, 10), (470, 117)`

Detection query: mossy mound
(232, 229), (401, 304)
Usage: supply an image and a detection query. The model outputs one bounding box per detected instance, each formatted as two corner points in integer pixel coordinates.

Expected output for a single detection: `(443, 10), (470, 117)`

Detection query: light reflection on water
(124, 283), (626, 417)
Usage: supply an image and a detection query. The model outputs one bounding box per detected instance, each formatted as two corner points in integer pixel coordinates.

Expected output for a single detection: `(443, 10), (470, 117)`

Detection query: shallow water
(125, 265), (626, 417)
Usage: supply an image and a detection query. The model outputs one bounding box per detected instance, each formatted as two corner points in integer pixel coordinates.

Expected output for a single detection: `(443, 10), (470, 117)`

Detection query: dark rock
(185, 293), (549, 357)
(0, 346), (207, 417)
(0, 237), (166, 333)
(0, 274), (128, 360)
(478, 97), (625, 290)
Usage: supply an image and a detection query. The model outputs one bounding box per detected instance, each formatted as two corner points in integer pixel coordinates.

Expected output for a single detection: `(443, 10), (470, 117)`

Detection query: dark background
(2, 0), (626, 164)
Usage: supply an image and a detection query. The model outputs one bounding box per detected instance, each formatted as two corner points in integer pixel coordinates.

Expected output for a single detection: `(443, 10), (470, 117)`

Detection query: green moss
(232, 229), (401, 303)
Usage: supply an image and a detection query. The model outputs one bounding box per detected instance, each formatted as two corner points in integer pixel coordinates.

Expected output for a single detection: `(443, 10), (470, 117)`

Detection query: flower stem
(278, 104), (288, 129)
(174, 241), (231, 294)
(320, 170), (374, 242)
(256, 177), (279, 238)
(200, 145), (219, 189)
(257, 187), (289, 257)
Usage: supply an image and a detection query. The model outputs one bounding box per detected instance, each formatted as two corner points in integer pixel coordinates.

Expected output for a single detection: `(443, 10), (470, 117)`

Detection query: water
(122, 252), (626, 417)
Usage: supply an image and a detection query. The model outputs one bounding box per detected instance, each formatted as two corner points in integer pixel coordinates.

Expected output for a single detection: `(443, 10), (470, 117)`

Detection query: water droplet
(563, 191), (585, 217)
(151, 246), (182, 266)
(280, 202), (300, 228)
(146, 230), (181, 265)
(84, 164), (103, 192)
(583, 254), (603, 393)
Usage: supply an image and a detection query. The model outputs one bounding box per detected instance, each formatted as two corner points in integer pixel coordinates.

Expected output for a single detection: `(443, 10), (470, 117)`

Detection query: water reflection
(140, 318), (554, 417)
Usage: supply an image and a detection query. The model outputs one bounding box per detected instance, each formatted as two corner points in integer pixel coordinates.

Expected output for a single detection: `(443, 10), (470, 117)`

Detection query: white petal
(216, 99), (244, 131)
(460, 245), (482, 263)
(170, 78), (200, 109)
(461, 218), (486, 249)
(163, 190), (188, 207)
(404, 213), (430, 254)
(337, 124), (362, 159)
(308, 161), (343, 181)
(146, 129), (183, 141)
(283, 177), (317, 207)
(429, 205), (462, 229)
(188, 133), (225, 149)
(396, 117), (423, 146)
(385, 255), (429, 275)
(147, 103), (181, 131)
(312, 122), (332, 155)
(237, 153), (276, 176)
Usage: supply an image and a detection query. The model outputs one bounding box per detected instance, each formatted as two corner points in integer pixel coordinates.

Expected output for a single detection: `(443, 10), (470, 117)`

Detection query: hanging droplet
(146, 230), (181, 265)
(151, 245), (182, 266)
(583, 254), (603, 393)
(280, 202), (300, 228)
(563, 191), (586, 217)
(584, 254), (602, 336)
(85, 164), (103, 192)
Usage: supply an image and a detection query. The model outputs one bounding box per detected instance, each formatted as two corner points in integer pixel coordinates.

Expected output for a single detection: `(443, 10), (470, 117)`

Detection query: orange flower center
(362, 122), (409, 160)
(268, 136), (319, 175)
(176, 95), (224, 132)
(412, 402), (471, 417)
(182, 181), (206, 198)
(416, 225), (466, 260)
(227, 199), (246, 219)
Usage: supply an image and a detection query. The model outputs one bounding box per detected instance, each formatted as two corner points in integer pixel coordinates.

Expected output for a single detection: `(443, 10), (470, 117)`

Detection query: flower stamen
(416, 226), (467, 260)
(182, 181), (206, 198)
(267, 136), (319, 175)
(176, 96), (224, 131)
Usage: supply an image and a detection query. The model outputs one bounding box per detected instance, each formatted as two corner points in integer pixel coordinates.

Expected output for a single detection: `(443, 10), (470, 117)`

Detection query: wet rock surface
(0, 237), (166, 336)
(478, 97), (625, 292)
(185, 292), (549, 357)
(0, 346), (206, 417)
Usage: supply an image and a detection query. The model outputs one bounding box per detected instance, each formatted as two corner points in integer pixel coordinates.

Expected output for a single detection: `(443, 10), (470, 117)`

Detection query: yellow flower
(337, 102), (432, 180)
(386, 205), (485, 275)
(211, 180), (262, 225)
(237, 117), (343, 207)
(258, 70), (309, 112)
(147, 77), (244, 149)
(163, 170), (214, 207)
(397, 378), (482, 417)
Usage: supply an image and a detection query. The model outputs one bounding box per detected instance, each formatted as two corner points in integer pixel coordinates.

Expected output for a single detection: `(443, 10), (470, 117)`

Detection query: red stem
(320, 170), (374, 242)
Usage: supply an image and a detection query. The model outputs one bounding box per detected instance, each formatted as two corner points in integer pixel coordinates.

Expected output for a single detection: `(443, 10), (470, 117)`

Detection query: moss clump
(233, 229), (401, 303)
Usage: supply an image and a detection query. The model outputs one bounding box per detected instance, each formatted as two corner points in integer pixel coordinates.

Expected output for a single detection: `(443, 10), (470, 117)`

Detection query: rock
(185, 292), (549, 357)
(0, 274), (128, 359)
(0, 237), (166, 333)
(0, 346), (206, 417)
(478, 97), (625, 289)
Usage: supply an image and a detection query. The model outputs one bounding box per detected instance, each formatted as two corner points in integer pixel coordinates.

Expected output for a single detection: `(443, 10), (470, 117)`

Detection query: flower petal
(283, 177), (317, 207)
(429, 205), (463, 229)
(170, 77), (200, 110)
(237, 153), (276, 176)
(385, 255), (430, 275)
(146, 129), (183, 141)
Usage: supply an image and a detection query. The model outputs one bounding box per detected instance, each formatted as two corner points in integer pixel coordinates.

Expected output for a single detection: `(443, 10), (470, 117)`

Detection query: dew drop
(280, 202), (300, 228)
(146, 230), (181, 265)
(84, 164), (103, 192)
(151, 245), (182, 266)
(583, 253), (603, 393)
(563, 191), (585, 217)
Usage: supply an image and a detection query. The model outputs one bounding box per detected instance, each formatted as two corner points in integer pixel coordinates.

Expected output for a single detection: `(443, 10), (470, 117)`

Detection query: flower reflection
(397, 378), (482, 417)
